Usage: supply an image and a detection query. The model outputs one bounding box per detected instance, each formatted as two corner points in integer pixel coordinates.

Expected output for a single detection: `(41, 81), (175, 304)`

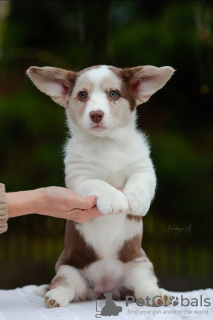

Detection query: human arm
(0, 184), (8, 233)
(0, 184), (103, 234)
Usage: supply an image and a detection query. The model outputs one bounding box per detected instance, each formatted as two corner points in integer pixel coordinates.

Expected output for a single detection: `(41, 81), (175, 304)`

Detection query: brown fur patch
(99, 75), (121, 92)
(118, 234), (143, 263)
(67, 76), (94, 125)
(55, 221), (99, 271)
(126, 214), (142, 222)
(67, 71), (78, 91)
(73, 76), (94, 99)
(120, 67), (144, 82)
(50, 275), (69, 289)
(109, 67), (137, 111)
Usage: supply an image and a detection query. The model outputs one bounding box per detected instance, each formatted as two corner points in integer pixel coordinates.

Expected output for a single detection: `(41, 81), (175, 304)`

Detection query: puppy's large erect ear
(26, 67), (77, 107)
(121, 66), (175, 106)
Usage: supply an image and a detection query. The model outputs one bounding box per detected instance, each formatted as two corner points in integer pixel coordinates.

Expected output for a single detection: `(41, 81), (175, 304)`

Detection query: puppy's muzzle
(89, 110), (104, 123)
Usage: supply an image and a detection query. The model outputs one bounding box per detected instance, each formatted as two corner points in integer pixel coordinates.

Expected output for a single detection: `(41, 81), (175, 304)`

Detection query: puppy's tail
(34, 284), (50, 297)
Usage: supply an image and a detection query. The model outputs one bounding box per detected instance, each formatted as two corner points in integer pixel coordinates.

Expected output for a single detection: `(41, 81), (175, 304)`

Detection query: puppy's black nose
(89, 110), (104, 123)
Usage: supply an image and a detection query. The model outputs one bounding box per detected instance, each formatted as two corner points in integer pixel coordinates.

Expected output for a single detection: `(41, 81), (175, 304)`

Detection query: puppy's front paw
(124, 188), (150, 216)
(97, 189), (129, 215)
(45, 288), (69, 308)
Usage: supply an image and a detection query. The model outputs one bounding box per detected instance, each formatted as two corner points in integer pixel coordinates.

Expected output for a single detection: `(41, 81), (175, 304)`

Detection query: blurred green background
(0, 1), (212, 291)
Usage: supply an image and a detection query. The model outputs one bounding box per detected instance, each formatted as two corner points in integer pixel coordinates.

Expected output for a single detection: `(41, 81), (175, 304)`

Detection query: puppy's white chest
(75, 215), (142, 259)
(65, 131), (147, 189)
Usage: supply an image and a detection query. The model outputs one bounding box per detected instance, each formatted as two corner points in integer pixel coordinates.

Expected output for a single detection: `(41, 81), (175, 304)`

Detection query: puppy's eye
(109, 91), (118, 99)
(79, 91), (87, 99)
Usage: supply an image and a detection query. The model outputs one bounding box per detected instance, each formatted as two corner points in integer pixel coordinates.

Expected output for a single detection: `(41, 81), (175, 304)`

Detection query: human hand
(36, 186), (102, 223)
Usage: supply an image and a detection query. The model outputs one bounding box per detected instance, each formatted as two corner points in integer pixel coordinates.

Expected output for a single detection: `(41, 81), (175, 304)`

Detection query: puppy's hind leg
(45, 265), (87, 308)
(125, 254), (170, 306)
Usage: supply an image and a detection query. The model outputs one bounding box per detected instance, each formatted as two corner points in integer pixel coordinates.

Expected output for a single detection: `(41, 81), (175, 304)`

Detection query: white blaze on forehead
(84, 65), (113, 86)
(79, 65), (121, 92)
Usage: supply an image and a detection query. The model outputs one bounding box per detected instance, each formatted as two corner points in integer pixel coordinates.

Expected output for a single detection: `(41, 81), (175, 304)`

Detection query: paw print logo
(169, 296), (179, 307)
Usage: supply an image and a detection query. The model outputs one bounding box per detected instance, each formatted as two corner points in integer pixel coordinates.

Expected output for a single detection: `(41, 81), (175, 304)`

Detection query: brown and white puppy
(27, 65), (174, 308)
